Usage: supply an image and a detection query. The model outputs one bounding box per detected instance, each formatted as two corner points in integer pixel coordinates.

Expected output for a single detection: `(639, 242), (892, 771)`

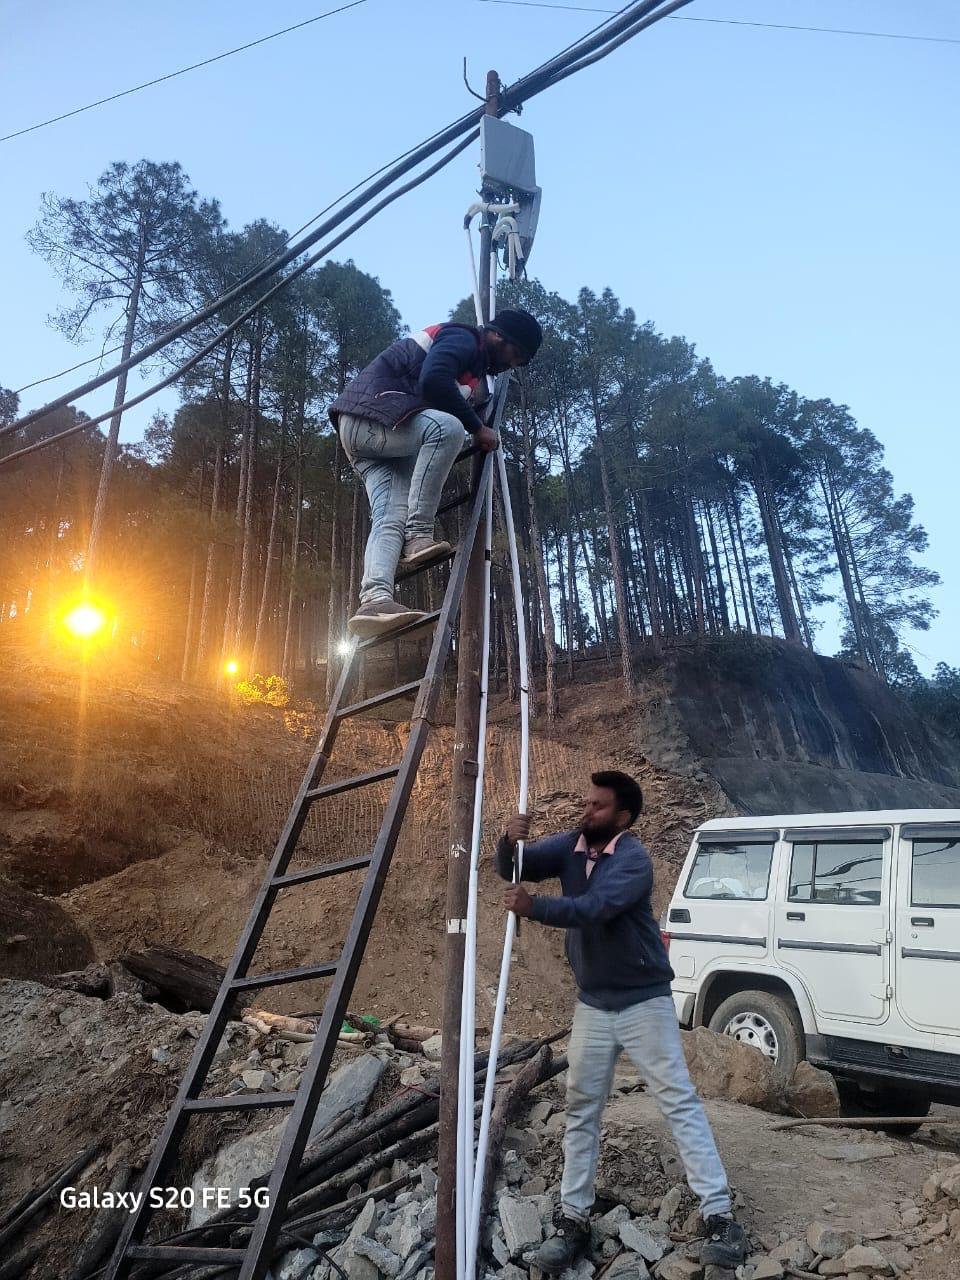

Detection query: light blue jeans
(562, 996), (732, 1221)
(338, 410), (467, 605)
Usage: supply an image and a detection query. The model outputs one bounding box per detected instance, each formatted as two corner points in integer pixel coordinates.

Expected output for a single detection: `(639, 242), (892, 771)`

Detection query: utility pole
(436, 69), (500, 1280)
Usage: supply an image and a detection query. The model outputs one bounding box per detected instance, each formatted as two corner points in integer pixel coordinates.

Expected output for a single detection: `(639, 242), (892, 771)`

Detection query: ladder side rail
(238, 454), (493, 1280)
(109, 449), (489, 1278)
(106, 653), (361, 1277)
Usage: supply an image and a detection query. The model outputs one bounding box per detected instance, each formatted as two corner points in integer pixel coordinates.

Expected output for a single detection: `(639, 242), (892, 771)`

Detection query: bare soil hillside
(0, 653), (729, 1031)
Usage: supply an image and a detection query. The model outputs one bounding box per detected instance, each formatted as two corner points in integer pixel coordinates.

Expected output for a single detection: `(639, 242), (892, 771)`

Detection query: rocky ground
(3, 977), (960, 1280)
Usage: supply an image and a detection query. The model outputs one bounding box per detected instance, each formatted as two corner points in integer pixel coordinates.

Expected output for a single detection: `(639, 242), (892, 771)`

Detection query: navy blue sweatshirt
(495, 829), (674, 1011)
(417, 327), (488, 434)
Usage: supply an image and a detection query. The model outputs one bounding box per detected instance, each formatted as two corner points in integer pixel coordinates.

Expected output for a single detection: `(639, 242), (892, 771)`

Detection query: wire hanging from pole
(5, 0), (690, 451)
(458, 210), (533, 1280)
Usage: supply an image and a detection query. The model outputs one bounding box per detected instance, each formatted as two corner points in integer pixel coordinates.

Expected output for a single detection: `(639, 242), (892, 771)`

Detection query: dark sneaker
(399, 537), (453, 571)
(701, 1215), (748, 1268)
(347, 599), (427, 639)
(534, 1206), (591, 1274)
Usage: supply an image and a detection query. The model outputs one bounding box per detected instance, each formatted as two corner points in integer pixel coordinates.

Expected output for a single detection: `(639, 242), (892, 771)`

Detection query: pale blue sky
(2, 1), (957, 672)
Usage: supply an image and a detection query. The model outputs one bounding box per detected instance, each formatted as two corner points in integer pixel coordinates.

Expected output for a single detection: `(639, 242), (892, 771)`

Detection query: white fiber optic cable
(466, 440), (531, 1280)
(457, 211), (532, 1280)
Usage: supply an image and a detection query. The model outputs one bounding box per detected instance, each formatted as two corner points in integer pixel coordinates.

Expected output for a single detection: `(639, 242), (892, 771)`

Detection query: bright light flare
(63, 602), (106, 639)
(336, 639), (354, 658)
(224, 659), (239, 676)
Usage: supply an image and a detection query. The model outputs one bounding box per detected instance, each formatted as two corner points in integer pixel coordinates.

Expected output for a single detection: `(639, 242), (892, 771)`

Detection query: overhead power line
(0, 1), (369, 144)
(2, 0), (691, 466)
(476, 0), (960, 46)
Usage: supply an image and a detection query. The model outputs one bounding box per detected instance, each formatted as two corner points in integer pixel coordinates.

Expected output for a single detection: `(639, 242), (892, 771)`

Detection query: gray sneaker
(399, 537), (453, 571)
(347, 599), (427, 639)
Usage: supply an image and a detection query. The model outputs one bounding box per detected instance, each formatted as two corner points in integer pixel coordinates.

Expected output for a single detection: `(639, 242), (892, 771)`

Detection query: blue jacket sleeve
(529, 846), (653, 927)
(418, 329), (486, 433)
(494, 831), (572, 884)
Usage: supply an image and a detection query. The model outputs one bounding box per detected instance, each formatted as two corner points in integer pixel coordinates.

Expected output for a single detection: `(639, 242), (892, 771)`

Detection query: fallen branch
(770, 1114), (958, 1131)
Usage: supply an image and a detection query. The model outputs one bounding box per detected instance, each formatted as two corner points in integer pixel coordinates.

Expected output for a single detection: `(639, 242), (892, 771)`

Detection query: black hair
(591, 770), (643, 826)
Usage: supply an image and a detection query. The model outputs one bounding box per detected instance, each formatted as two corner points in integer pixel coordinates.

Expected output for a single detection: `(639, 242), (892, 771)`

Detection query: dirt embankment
(0, 654), (728, 1030)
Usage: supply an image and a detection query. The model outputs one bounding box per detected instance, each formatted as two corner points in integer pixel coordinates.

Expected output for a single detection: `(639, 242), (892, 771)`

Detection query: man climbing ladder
(328, 308), (543, 638)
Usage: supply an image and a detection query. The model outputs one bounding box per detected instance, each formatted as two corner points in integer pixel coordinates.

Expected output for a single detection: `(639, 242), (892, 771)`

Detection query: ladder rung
(272, 854), (373, 889)
(335, 679), (422, 720)
(357, 609), (442, 651)
(437, 490), (473, 517)
(231, 962), (337, 993)
(183, 1092), (297, 1113)
(306, 764), (400, 800)
(126, 1245), (248, 1263)
(399, 552), (458, 586)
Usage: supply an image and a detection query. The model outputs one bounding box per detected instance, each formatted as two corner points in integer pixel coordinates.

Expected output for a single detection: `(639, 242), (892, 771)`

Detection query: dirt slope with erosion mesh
(0, 655), (729, 1030)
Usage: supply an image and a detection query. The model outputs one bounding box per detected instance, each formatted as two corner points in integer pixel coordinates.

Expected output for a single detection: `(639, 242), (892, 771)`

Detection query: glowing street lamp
(63, 602), (106, 639)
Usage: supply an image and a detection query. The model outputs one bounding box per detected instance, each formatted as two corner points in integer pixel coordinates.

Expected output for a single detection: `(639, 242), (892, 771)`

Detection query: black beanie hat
(486, 308), (543, 359)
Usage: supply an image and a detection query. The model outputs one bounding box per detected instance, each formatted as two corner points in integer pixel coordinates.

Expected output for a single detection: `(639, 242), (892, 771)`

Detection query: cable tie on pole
(447, 918), (469, 934)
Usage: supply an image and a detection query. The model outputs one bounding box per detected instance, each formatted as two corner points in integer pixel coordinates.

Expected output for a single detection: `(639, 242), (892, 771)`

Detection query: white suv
(665, 809), (960, 1117)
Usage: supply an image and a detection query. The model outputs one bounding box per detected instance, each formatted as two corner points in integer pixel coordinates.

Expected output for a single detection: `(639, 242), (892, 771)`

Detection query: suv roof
(696, 808), (960, 833)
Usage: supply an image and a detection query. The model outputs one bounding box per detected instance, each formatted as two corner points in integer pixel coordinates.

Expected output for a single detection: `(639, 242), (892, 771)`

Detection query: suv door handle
(786, 911), (806, 922)
(911, 917), (935, 927)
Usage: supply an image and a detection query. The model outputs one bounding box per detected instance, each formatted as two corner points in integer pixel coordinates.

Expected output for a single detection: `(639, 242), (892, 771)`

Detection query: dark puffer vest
(328, 324), (487, 431)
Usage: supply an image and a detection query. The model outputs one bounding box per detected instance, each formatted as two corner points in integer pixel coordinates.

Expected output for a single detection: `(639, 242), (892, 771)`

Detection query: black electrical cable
(536, 0), (692, 86)
(7, 0), (670, 437)
(1, 2), (369, 144)
(15, 66), (538, 397)
(480, 1), (960, 46)
(3, 0), (683, 458)
(0, 130), (480, 469)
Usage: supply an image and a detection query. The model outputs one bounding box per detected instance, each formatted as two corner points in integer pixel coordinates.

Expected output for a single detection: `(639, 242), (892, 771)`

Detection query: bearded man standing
(496, 770), (748, 1272)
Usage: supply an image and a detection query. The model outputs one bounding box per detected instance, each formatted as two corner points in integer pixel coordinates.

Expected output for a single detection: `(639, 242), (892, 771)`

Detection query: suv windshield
(684, 841), (775, 900)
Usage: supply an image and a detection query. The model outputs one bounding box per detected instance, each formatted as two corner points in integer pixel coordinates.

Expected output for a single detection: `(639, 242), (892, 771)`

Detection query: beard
(580, 817), (619, 846)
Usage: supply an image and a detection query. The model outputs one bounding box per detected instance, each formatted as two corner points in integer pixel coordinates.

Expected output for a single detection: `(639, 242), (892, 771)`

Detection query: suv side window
(684, 841), (775, 900)
(788, 840), (883, 906)
(912, 838), (960, 908)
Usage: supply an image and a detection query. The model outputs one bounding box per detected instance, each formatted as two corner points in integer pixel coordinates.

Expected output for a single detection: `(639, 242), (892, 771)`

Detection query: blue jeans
(562, 996), (732, 1221)
(338, 411), (467, 605)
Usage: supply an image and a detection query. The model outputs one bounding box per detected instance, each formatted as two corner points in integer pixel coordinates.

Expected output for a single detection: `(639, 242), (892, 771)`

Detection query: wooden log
(386, 1022), (439, 1044)
(479, 1047), (564, 1223)
(242, 1014), (314, 1043)
(283, 1109), (472, 1219)
(244, 1009), (316, 1036)
(121, 942), (247, 1013)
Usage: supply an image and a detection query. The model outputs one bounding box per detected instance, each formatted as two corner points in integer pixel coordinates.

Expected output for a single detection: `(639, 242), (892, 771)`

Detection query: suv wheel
(708, 990), (804, 1079)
